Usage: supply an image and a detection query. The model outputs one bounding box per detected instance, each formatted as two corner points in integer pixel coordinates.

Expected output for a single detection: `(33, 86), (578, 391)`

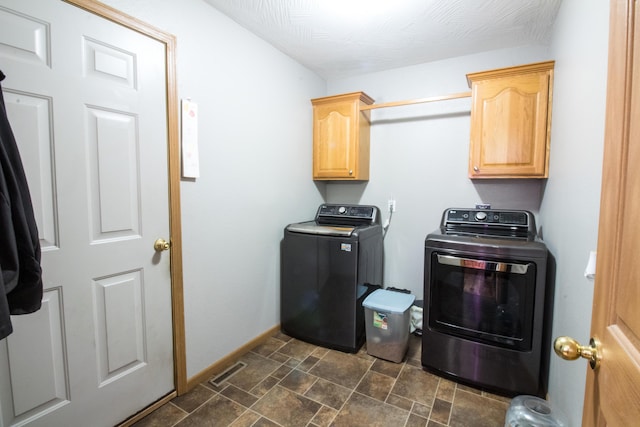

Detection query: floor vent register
(208, 361), (247, 388)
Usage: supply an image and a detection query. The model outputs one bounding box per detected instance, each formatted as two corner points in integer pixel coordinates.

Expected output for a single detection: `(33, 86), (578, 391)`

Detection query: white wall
(325, 2), (609, 425)
(98, 0), (326, 377)
(326, 46), (551, 295)
(541, 0), (609, 424)
(97, 5), (610, 424)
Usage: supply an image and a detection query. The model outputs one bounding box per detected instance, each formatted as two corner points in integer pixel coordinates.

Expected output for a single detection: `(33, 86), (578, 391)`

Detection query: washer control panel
(316, 204), (379, 224)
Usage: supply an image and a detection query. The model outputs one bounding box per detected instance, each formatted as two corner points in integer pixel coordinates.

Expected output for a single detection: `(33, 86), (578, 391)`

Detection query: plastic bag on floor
(410, 303), (423, 334)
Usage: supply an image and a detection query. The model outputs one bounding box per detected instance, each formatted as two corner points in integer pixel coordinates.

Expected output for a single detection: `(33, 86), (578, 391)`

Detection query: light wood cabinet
(466, 61), (555, 178)
(311, 92), (374, 180)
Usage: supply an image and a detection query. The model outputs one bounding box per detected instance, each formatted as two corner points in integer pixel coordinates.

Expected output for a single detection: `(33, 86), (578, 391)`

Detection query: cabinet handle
(473, 166), (479, 172)
(349, 170), (353, 175)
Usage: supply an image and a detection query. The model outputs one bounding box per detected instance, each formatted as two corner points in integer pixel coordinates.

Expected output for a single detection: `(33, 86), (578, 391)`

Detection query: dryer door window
(428, 252), (537, 351)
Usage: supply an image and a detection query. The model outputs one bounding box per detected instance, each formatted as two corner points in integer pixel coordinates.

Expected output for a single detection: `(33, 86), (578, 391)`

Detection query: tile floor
(132, 332), (511, 427)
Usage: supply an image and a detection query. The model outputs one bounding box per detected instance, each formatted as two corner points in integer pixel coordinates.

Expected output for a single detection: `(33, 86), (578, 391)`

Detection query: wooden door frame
(62, 0), (187, 396)
(583, 0), (634, 424)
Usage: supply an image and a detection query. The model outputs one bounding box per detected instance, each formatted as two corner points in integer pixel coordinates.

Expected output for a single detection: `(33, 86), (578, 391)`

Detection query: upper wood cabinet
(311, 92), (374, 180)
(467, 61), (555, 179)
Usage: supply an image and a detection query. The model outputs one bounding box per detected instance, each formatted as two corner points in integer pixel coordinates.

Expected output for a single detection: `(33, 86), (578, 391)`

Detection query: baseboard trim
(184, 324), (281, 393)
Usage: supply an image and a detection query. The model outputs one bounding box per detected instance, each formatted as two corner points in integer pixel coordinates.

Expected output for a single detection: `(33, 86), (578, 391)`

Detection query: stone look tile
(136, 334), (519, 427)
(309, 350), (372, 389)
(430, 398), (452, 425)
(355, 371), (395, 401)
(449, 389), (509, 427)
(273, 331), (292, 342)
(250, 375), (280, 397)
(251, 386), (321, 427)
(356, 347), (377, 361)
(267, 352), (289, 364)
(310, 405), (338, 427)
(370, 358), (403, 378)
(278, 338), (318, 360)
(272, 364), (293, 379)
(406, 357), (423, 368)
(411, 402), (432, 419)
(386, 393), (414, 411)
(279, 369), (317, 394)
(228, 352), (282, 391)
(220, 384), (259, 408)
(311, 346), (330, 358)
(406, 412), (429, 427)
(436, 378), (456, 402)
(391, 364), (439, 406)
(229, 411), (260, 427)
(298, 355), (320, 372)
(171, 384), (214, 413)
(284, 358), (301, 369)
(304, 378), (352, 410)
(251, 337), (286, 357)
(252, 417), (281, 426)
(456, 383), (482, 395)
(175, 394), (245, 427)
(332, 392), (409, 426)
(407, 335), (423, 361)
(482, 390), (512, 403)
(132, 402), (187, 427)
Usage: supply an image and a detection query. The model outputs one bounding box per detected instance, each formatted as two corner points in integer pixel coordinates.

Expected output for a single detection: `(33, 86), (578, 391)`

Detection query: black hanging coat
(0, 70), (43, 340)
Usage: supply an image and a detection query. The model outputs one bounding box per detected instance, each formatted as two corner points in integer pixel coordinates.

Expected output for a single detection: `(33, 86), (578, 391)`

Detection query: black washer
(281, 204), (383, 353)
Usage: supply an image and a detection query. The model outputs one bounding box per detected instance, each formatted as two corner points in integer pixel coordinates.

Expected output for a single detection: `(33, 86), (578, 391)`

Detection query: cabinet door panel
(311, 92), (373, 180)
(468, 62), (554, 179)
(479, 75), (548, 170)
(314, 102), (356, 178)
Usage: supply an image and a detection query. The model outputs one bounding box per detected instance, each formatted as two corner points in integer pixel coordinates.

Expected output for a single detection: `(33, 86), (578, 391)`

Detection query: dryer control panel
(441, 208), (536, 239)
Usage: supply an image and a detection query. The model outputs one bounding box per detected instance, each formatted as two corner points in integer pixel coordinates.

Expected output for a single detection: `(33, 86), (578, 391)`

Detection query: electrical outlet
(388, 199), (396, 212)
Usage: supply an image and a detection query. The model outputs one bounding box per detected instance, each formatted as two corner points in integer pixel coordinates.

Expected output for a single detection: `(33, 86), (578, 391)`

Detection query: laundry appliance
(281, 204), (383, 353)
(422, 208), (552, 397)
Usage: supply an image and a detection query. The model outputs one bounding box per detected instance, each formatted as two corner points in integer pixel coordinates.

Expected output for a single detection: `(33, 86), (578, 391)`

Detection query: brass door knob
(553, 336), (601, 369)
(154, 238), (171, 252)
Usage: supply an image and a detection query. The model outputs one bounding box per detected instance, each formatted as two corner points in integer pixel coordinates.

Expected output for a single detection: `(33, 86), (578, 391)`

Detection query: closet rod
(359, 91), (472, 111)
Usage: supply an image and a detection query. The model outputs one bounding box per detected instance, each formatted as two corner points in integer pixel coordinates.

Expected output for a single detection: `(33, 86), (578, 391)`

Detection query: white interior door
(0, 1), (174, 425)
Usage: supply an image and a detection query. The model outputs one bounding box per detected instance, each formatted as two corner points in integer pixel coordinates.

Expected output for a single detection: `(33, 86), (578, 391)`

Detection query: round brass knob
(553, 336), (601, 369)
(473, 166), (479, 172)
(154, 238), (171, 252)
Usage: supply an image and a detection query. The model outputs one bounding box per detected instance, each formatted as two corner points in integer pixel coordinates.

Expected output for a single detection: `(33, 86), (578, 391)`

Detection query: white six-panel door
(0, 1), (174, 425)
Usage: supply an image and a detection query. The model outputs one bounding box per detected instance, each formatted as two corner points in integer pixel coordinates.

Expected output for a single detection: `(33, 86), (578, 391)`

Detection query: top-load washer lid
(286, 221), (355, 237)
(285, 204), (381, 237)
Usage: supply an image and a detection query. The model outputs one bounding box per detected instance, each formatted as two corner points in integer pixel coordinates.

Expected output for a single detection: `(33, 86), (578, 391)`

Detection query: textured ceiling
(203, 0), (563, 79)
